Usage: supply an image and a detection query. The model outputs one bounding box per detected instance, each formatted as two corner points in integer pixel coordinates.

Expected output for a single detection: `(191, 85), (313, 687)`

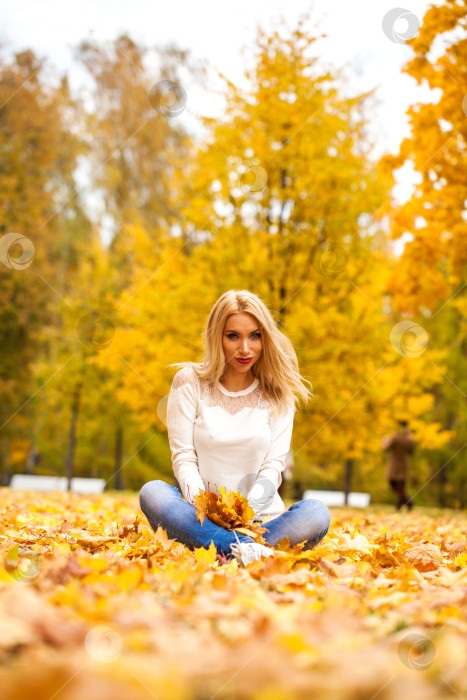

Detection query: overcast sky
(1, 0), (444, 248)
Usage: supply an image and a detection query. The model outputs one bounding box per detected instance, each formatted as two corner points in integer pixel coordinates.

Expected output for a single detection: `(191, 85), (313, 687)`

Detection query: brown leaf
(0, 586), (86, 650)
(442, 541), (466, 554)
(405, 543), (443, 572)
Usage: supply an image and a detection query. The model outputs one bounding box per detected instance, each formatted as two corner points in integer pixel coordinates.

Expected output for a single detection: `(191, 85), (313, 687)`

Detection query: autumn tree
(66, 35), (200, 486)
(73, 33), (198, 239)
(380, 0), (467, 505)
(0, 46), (89, 484)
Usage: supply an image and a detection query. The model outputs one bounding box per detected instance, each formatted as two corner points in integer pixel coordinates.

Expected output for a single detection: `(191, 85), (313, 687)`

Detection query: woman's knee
(139, 479), (169, 512)
(320, 503), (331, 535)
(306, 499), (331, 536)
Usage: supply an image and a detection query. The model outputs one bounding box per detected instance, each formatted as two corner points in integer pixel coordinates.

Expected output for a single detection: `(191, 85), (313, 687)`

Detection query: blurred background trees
(0, 5), (464, 505)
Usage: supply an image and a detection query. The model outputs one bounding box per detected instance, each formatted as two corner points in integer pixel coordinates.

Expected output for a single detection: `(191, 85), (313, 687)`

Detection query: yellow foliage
(1, 488), (467, 699)
(194, 540), (217, 565)
(193, 486), (269, 543)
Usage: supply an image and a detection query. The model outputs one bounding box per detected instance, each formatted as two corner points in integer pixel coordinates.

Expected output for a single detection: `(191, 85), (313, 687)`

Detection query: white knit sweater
(166, 366), (295, 520)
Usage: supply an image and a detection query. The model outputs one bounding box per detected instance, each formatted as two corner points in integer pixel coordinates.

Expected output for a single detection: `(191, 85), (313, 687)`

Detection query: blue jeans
(139, 480), (331, 560)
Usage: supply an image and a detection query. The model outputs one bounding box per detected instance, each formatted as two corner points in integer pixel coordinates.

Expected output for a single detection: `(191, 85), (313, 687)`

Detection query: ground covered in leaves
(1, 488), (467, 700)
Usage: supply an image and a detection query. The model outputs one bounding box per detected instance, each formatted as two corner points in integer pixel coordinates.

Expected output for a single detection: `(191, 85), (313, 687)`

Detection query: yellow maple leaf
(193, 540), (217, 565)
(454, 551), (467, 567)
(192, 486), (269, 543)
(116, 567), (143, 592)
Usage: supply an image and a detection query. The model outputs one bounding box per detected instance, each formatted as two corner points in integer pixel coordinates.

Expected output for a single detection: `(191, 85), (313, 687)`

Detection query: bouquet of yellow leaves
(192, 486), (269, 545)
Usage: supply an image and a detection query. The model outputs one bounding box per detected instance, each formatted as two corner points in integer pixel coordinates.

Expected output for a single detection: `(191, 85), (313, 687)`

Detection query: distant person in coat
(382, 419), (416, 511)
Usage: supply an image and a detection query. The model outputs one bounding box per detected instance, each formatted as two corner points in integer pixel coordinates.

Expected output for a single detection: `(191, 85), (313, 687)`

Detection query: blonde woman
(139, 290), (331, 567)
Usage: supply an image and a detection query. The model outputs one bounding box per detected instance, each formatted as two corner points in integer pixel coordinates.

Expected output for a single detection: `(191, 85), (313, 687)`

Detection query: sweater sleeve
(252, 402), (295, 495)
(166, 368), (206, 506)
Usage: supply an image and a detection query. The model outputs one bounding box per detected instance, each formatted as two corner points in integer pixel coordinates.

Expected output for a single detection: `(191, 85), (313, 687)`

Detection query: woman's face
(222, 312), (263, 374)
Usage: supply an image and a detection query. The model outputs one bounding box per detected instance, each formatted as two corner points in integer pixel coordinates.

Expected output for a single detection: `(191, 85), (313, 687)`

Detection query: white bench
(303, 489), (371, 508)
(9, 475), (106, 494)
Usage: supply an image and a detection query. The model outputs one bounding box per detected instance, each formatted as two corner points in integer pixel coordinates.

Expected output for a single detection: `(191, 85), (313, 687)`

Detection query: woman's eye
(227, 333), (261, 339)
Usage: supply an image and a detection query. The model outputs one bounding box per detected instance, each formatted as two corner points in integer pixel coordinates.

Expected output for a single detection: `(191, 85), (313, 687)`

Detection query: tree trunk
(25, 441), (39, 475)
(438, 412), (454, 508)
(65, 383), (82, 491)
(438, 462), (447, 508)
(1, 434), (10, 486)
(344, 458), (353, 506)
(114, 424), (123, 490)
(1, 402), (11, 485)
(293, 480), (303, 501)
(458, 481), (465, 510)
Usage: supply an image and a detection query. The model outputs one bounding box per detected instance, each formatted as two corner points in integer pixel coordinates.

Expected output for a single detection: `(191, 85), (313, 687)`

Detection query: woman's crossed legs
(139, 480), (331, 560)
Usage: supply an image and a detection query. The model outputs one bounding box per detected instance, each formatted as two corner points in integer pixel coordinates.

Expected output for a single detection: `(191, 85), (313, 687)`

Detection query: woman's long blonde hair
(167, 289), (313, 420)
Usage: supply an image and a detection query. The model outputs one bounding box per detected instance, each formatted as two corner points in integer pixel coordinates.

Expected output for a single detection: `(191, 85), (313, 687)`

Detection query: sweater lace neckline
(217, 376), (259, 397)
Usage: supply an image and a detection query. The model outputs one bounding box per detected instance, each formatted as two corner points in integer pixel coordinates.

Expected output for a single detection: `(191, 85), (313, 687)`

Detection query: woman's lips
(236, 358), (252, 364)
